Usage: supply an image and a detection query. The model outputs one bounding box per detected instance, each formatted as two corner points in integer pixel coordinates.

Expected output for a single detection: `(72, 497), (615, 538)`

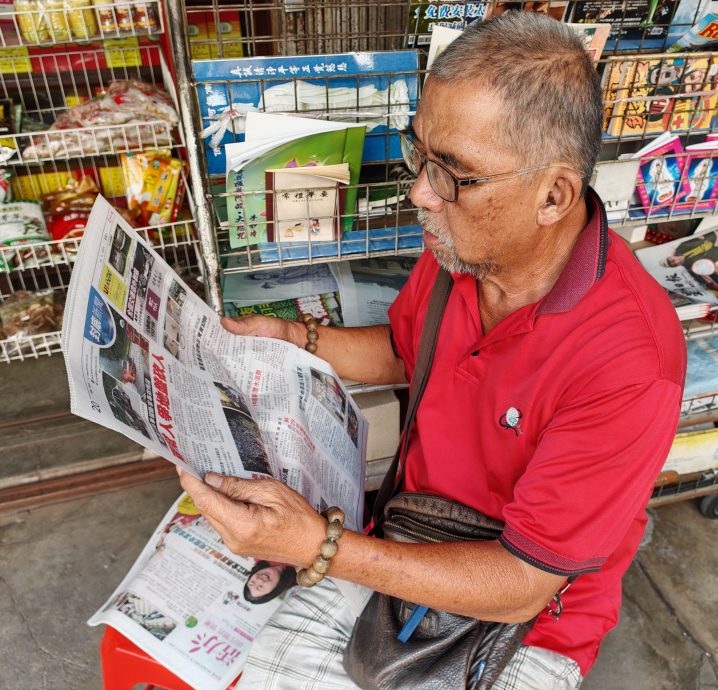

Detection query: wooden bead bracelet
(301, 313), (319, 353)
(296, 507), (346, 588)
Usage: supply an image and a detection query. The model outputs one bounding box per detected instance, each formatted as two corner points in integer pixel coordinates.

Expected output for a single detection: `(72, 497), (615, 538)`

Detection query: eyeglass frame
(399, 130), (553, 203)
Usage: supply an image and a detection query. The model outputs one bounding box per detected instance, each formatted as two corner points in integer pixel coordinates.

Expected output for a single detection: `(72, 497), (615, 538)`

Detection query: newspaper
(88, 492), (297, 690)
(61, 196), (367, 532)
(333, 256), (418, 327)
(635, 229), (718, 307)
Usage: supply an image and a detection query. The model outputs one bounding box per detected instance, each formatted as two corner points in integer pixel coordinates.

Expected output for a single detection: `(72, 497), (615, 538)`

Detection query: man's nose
(409, 167), (445, 213)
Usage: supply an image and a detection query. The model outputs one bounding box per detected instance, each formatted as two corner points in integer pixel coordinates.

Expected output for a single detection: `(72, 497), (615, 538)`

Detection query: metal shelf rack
(2, 0), (165, 47)
(0, 29), (203, 363)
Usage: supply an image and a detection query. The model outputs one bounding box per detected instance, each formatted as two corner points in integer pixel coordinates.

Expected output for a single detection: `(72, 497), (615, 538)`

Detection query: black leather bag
(342, 493), (534, 690)
(342, 270), (535, 689)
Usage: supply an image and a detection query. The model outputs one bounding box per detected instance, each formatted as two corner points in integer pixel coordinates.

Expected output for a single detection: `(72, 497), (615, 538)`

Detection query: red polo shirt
(388, 189), (686, 676)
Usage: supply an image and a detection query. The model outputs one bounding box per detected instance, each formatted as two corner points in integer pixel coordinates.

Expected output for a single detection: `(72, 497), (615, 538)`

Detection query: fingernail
(205, 473), (224, 489)
(176, 466), (182, 476)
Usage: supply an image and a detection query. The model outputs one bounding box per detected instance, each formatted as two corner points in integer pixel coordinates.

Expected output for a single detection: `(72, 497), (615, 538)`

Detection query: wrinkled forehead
(413, 77), (511, 164)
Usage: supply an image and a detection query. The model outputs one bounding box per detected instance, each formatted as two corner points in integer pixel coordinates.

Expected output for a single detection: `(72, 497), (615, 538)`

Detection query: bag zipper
(384, 516), (480, 542)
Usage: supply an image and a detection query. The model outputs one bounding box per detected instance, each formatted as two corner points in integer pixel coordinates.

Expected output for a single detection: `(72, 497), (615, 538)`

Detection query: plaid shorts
(236, 578), (583, 690)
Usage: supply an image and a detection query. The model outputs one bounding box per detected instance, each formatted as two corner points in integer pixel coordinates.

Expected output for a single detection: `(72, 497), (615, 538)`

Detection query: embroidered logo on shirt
(499, 407), (522, 436)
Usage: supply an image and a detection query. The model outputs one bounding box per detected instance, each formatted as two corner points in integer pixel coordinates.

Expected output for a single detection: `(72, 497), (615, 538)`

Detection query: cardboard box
(354, 389), (400, 462)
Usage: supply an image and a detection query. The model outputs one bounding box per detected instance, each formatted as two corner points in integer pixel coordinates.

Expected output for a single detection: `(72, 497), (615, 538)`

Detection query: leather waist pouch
(342, 493), (535, 690)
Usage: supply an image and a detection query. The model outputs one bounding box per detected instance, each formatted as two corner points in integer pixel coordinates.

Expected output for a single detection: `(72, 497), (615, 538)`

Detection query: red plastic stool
(100, 626), (240, 690)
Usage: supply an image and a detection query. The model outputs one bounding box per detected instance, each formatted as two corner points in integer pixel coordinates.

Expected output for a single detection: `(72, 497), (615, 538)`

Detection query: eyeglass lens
(400, 135), (456, 202)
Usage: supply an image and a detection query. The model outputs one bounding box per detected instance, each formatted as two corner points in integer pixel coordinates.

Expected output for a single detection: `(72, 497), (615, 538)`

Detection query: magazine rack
(162, 0), (718, 513)
(100, 625), (241, 690)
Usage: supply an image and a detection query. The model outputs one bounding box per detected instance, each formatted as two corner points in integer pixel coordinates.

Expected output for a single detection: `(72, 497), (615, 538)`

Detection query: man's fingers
(221, 316), (248, 335)
(179, 471), (248, 523)
(206, 473), (276, 504)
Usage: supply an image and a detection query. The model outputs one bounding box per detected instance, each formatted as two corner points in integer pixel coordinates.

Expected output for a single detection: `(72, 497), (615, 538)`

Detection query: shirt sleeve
(499, 377), (682, 576)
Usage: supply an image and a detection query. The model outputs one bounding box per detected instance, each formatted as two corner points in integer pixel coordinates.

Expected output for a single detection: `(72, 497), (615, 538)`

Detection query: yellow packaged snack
(45, 0), (71, 42)
(65, 0), (99, 40)
(15, 0), (51, 43)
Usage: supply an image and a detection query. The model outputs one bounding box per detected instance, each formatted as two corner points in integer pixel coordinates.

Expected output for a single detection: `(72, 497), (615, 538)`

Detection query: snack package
(0, 169), (11, 204)
(133, 2), (159, 32)
(121, 150), (184, 226)
(22, 81), (178, 161)
(42, 174), (99, 240)
(14, 0), (52, 43)
(0, 290), (63, 341)
(65, 0), (99, 40)
(0, 201), (50, 269)
(0, 99), (18, 164)
(44, 0), (71, 41)
(95, 0), (119, 34)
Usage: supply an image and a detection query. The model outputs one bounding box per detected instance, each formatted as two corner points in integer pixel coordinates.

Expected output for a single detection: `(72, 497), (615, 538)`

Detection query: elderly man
(179, 12), (686, 689)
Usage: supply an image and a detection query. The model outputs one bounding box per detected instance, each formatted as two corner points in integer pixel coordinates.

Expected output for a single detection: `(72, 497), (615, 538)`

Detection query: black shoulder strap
(371, 268), (454, 526)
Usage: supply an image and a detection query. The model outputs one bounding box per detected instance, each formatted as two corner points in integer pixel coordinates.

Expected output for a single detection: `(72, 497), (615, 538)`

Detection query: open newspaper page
(88, 493), (295, 690)
(635, 229), (718, 307)
(61, 196), (367, 530)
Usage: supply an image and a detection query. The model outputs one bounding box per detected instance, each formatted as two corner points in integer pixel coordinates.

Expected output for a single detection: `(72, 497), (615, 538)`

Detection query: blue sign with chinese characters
(193, 51), (419, 175)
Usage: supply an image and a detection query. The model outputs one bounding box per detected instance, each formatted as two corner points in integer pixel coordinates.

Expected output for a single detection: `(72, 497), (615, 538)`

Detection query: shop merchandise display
(0, 289), (63, 341)
(0, 200), (51, 269)
(121, 149), (185, 226)
(13, 0), (160, 44)
(21, 80), (179, 161)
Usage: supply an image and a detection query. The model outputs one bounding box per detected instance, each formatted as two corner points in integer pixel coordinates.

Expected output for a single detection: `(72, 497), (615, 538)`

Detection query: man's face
(409, 78), (544, 280)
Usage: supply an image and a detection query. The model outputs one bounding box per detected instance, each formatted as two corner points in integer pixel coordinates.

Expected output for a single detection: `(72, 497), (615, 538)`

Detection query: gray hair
(430, 12), (603, 192)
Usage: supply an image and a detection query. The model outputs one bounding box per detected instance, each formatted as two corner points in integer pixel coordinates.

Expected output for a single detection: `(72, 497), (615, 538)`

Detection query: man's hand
(221, 315), (303, 346)
(178, 470), (326, 567)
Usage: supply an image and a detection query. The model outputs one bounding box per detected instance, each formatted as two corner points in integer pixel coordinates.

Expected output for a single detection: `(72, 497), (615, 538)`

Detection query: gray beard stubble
(417, 209), (497, 281)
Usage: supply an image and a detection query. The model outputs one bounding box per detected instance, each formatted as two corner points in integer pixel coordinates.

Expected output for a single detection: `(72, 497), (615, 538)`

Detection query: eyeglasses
(399, 131), (550, 203)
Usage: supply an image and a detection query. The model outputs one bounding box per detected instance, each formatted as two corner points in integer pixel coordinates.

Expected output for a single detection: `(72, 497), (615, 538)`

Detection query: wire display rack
(2, 0), (164, 47)
(0, 34), (204, 363)
(180, 0), (712, 60)
(0, 328), (62, 362)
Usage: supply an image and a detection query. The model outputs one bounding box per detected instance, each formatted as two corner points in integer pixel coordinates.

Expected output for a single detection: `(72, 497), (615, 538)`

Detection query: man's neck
(478, 200), (589, 333)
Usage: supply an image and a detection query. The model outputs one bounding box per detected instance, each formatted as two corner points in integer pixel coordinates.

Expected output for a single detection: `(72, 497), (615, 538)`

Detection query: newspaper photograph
(635, 229), (718, 307)
(61, 196), (367, 531)
(88, 493), (296, 690)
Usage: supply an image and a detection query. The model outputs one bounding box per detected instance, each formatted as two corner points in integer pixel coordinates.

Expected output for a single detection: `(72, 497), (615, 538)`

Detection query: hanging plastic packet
(45, 0), (71, 42)
(65, 0), (99, 40)
(42, 175), (99, 241)
(121, 150), (184, 227)
(0, 169), (12, 204)
(96, 0), (119, 34)
(0, 201), (50, 270)
(0, 290), (63, 342)
(0, 100), (18, 165)
(133, 2), (159, 32)
(14, 0), (51, 44)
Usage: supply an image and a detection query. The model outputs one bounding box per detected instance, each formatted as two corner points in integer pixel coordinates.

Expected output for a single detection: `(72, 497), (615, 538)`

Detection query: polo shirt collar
(535, 186), (609, 316)
(449, 187), (610, 347)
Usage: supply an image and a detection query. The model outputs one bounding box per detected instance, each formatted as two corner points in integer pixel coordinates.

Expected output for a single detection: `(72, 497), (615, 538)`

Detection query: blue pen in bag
(397, 604), (429, 643)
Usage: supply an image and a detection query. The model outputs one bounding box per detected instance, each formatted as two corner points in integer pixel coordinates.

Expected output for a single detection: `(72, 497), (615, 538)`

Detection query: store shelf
(0, 329), (62, 362)
(10, 120), (175, 163)
(1, 218), (197, 290)
(2, 1), (164, 48)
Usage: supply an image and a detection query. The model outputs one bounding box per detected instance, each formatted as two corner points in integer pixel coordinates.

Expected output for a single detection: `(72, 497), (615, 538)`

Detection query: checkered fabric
(235, 578), (582, 690)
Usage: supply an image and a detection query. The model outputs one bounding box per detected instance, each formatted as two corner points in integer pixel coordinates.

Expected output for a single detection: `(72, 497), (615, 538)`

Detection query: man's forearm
(324, 531), (565, 624)
(287, 322), (407, 385)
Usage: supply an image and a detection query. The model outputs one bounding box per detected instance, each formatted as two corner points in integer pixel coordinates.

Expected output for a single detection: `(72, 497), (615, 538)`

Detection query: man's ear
(536, 168), (584, 226)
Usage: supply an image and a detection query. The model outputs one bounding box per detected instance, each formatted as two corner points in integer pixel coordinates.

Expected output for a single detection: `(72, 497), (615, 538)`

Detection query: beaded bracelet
(296, 507), (345, 587)
(301, 313), (319, 353)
